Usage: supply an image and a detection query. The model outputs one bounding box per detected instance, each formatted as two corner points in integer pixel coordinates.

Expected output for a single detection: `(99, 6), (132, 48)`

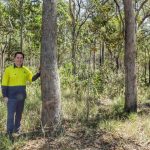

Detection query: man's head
(14, 52), (24, 67)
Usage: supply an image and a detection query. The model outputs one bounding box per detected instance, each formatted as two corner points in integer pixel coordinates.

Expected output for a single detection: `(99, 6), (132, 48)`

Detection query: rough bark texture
(123, 0), (137, 112)
(41, 0), (61, 128)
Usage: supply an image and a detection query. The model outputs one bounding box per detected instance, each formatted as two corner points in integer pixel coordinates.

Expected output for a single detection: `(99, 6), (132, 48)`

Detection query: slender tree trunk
(147, 48), (150, 85)
(144, 48), (147, 84)
(115, 56), (119, 72)
(93, 51), (96, 71)
(99, 42), (102, 66)
(41, 0), (61, 129)
(89, 48), (92, 71)
(69, 0), (76, 75)
(101, 41), (105, 65)
(72, 35), (76, 75)
(148, 58), (150, 85)
(92, 40), (96, 71)
(99, 41), (105, 67)
(0, 51), (4, 82)
(123, 0), (137, 113)
(115, 45), (122, 73)
(0, 48), (6, 82)
(144, 63), (147, 84)
(19, 0), (23, 52)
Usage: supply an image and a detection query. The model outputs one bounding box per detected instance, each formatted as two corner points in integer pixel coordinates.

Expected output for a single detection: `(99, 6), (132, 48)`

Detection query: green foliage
(112, 97), (124, 115)
(24, 83), (41, 131)
(92, 70), (105, 95)
(0, 134), (12, 150)
(57, 0), (70, 22)
(0, 102), (7, 130)
(59, 63), (74, 89)
(99, 119), (120, 132)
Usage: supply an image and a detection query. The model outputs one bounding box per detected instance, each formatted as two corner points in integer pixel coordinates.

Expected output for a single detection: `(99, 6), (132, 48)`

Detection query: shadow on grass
(0, 116), (146, 150)
(138, 102), (150, 116)
(34, 122), (143, 150)
(84, 100), (150, 129)
(81, 105), (129, 129)
(0, 126), (65, 145)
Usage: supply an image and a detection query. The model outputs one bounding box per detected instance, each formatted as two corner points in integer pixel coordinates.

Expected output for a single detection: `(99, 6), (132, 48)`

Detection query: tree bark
(93, 51), (96, 71)
(99, 41), (105, 67)
(19, 0), (24, 52)
(69, 0), (76, 75)
(123, 0), (137, 113)
(147, 48), (150, 85)
(41, 0), (61, 129)
(144, 63), (147, 84)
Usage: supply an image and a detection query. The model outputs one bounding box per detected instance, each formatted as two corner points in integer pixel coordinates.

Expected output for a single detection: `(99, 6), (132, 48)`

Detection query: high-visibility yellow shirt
(1, 65), (33, 99)
(2, 65), (33, 86)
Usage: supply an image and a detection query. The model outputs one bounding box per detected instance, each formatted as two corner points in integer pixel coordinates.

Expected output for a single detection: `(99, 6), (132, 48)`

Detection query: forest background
(0, 0), (150, 149)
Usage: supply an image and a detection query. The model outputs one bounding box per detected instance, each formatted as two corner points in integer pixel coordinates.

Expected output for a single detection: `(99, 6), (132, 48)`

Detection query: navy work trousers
(7, 99), (25, 133)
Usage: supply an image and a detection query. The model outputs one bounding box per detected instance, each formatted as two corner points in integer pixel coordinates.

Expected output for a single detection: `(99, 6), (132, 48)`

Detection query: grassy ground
(1, 81), (150, 149)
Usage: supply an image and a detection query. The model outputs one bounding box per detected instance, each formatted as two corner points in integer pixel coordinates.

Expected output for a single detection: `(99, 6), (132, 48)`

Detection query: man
(1, 52), (40, 136)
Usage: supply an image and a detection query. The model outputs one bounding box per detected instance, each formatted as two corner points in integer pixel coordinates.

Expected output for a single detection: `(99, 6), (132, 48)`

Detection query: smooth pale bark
(41, 0), (61, 128)
(123, 0), (137, 112)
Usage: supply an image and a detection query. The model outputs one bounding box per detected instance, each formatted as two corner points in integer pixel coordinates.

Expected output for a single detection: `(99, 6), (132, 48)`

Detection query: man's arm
(32, 72), (40, 81)
(1, 86), (8, 98)
(25, 66), (40, 82)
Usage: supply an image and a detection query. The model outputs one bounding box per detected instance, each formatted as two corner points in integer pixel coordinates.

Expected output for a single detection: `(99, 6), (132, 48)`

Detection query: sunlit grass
(1, 74), (150, 149)
(23, 82), (42, 132)
(0, 82), (42, 149)
(62, 88), (150, 145)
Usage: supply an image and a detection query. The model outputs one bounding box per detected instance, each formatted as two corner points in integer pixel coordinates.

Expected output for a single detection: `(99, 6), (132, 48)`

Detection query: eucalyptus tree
(41, 0), (61, 129)
(123, 0), (137, 113)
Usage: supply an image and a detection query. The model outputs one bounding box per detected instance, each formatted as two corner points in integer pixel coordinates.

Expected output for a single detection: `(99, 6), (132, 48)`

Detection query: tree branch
(135, 0), (148, 20)
(113, 0), (124, 37)
(138, 13), (150, 28)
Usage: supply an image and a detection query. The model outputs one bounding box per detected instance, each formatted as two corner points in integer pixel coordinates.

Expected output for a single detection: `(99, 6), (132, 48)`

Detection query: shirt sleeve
(1, 68), (9, 97)
(32, 72), (40, 81)
(24, 67), (33, 83)
(24, 67), (40, 83)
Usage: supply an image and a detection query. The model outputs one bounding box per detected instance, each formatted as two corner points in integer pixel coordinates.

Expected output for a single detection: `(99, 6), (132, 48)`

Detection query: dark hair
(14, 52), (24, 59)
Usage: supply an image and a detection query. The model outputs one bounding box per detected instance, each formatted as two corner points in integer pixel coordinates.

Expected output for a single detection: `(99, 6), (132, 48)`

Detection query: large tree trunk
(123, 0), (137, 113)
(41, 0), (61, 129)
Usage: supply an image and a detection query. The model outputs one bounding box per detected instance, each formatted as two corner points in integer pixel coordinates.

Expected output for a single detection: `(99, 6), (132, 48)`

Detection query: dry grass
(1, 83), (150, 149)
